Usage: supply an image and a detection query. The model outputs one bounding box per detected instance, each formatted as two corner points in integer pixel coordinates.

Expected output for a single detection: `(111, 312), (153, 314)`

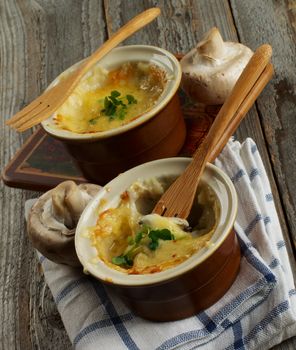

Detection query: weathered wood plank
(1, 0), (295, 349)
(230, 0), (296, 250)
(228, 2), (296, 347)
(0, 0), (106, 349)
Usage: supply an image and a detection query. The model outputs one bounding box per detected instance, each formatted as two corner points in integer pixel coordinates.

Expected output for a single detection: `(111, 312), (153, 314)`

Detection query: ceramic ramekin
(75, 158), (240, 321)
(41, 45), (186, 184)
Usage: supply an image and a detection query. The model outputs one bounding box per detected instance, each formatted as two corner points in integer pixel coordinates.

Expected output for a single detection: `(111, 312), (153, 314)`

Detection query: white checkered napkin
(25, 138), (296, 350)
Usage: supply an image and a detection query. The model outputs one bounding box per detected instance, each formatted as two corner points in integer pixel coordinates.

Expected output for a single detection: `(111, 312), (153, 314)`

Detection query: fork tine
(11, 103), (52, 129)
(6, 98), (44, 125)
(7, 9), (162, 132)
(14, 105), (54, 131)
(8, 76), (73, 130)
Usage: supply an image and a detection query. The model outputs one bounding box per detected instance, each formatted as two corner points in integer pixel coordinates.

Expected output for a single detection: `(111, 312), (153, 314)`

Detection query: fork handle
(208, 63), (274, 162)
(181, 45), (272, 200)
(196, 45), (271, 158)
(74, 8), (160, 79)
(153, 44), (272, 218)
(188, 44), (272, 175)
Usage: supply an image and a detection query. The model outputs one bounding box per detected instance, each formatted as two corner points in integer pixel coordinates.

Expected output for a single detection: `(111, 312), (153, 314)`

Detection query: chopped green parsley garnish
(148, 229), (174, 250)
(111, 226), (175, 267)
(126, 94), (137, 105)
(88, 118), (98, 125)
(101, 90), (137, 121)
(111, 255), (133, 267)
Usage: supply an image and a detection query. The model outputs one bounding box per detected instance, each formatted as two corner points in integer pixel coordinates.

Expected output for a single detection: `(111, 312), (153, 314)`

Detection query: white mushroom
(180, 27), (253, 105)
(27, 181), (100, 266)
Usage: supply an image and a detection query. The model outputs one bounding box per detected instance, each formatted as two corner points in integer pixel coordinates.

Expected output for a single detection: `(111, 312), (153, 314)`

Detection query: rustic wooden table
(1, 1), (296, 349)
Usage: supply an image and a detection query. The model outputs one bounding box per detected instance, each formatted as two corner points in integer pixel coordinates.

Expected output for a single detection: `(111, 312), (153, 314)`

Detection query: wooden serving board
(2, 91), (219, 192)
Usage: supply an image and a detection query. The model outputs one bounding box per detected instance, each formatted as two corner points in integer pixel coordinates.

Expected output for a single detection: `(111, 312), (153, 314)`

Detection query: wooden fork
(207, 62), (273, 162)
(6, 8), (161, 132)
(152, 44), (273, 219)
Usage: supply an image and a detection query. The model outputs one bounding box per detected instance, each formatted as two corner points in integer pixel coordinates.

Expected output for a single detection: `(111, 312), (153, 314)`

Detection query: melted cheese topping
(88, 178), (220, 274)
(53, 62), (166, 133)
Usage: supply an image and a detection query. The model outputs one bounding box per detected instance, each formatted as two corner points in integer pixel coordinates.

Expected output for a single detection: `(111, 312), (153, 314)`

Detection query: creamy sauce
(88, 177), (220, 275)
(53, 62), (166, 133)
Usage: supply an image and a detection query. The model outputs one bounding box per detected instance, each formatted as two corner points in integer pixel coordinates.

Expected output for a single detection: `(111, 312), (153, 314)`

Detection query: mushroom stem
(197, 27), (225, 59)
(180, 27), (254, 105)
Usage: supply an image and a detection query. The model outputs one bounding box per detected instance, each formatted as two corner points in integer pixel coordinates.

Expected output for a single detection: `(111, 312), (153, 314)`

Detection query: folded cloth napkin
(25, 138), (296, 350)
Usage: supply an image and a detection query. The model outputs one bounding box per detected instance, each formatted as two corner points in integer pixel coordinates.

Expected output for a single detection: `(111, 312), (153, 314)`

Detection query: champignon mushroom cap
(180, 27), (253, 105)
(27, 181), (100, 266)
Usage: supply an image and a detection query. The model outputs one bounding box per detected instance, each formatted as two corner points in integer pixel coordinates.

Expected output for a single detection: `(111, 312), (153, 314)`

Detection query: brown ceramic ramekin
(41, 45), (186, 184)
(75, 157), (240, 321)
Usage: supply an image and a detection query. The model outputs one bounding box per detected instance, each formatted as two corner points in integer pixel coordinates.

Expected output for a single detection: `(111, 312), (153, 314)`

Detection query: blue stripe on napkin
(232, 321), (245, 350)
(238, 238), (276, 283)
(265, 193), (273, 202)
(224, 300), (290, 350)
(39, 255), (46, 264)
(249, 168), (260, 181)
(243, 300), (289, 346)
(244, 214), (263, 236)
(55, 278), (88, 305)
(73, 313), (134, 347)
(90, 279), (139, 350)
(243, 213), (271, 236)
(251, 144), (258, 154)
(196, 311), (216, 332)
(268, 258), (280, 270)
(231, 169), (246, 183)
(277, 240), (286, 249)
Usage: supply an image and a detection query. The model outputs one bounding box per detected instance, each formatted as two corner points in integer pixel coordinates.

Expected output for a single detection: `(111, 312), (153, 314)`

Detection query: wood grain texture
(1, 0), (296, 349)
(230, 0), (296, 250)
(0, 0), (106, 349)
(226, 1), (296, 306)
(229, 4), (296, 348)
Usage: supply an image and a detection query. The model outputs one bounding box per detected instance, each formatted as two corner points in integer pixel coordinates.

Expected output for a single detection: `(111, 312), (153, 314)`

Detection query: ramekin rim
(41, 45), (182, 140)
(75, 158), (238, 286)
